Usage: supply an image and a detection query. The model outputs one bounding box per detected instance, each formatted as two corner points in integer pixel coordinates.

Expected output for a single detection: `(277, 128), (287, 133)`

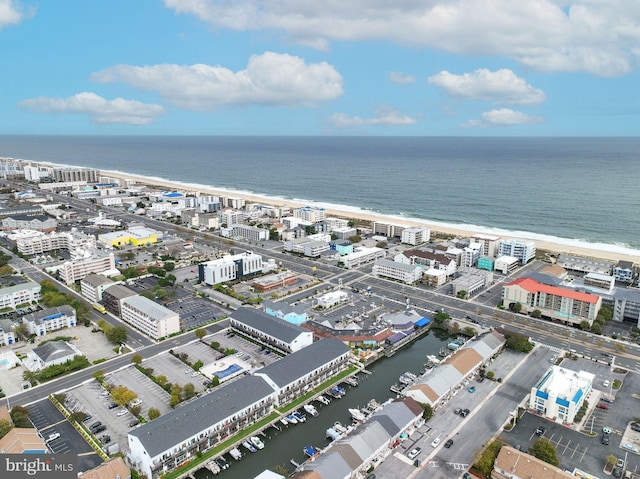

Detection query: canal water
(195, 328), (452, 479)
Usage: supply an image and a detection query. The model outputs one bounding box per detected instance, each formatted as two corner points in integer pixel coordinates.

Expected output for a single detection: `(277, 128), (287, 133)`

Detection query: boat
(336, 385), (346, 395)
(366, 399), (381, 411)
(399, 373), (414, 385)
(343, 377), (358, 387)
(280, 417), (289, 426)
(250, 436), (265, 450)
(327, 389), (342, 399)
(290, 459), (301, 468)
(285, 414), (298, 424)
(303, 445), (320, 458)
(349, 407), (366, 422)
(333, 421), (348, 434)
(304, 404), (319, 417)
(293, 411), (306, 423)
(447, 342), (460, 350)
(326, 427), (341, 441)
(317, 395), (331, 405)
(242, 440), (257, 453)
(405, 372), (418, 381)
(438, 347), (448, 357)
(205, 460), (221, 474)
(229, 447), (243, 461)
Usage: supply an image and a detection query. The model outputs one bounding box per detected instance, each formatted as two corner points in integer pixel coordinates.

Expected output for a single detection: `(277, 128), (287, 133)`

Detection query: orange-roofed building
(503, 277), (601, 326)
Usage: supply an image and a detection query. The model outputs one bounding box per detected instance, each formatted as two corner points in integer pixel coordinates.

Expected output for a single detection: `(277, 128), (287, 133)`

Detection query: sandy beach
(106, 169), (640, 264)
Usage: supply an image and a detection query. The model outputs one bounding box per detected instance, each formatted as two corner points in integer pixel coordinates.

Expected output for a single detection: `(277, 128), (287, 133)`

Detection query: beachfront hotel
(497, 238), (536, 264)
(198, 251), (263, 286)
(503, 277), (601, 326)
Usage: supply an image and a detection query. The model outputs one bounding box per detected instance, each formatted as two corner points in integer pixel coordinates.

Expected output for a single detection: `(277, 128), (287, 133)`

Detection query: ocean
(1, 135), (639, 255)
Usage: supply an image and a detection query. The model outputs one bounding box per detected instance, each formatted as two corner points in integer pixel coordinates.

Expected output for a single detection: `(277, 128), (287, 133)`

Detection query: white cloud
(0, 0), (33, 29)
(330, 106), (417, 127)
(91, 52), (343, 110)
(388, 71), (416, 85)
(428, 69), (546, 105)
(164, 0), (640, 76)
(462, 108), (544, 127)
(19, 92), (165, 125)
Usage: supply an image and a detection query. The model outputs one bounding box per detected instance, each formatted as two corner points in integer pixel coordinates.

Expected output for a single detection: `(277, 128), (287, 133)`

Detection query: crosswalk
(426, 460), (469, 470)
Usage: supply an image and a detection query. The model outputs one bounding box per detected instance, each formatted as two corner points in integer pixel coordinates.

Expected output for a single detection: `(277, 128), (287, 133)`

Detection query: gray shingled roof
(256, 338), (349, 388)
(262, 300), (307, 316)
(374, 258), (418, 272)
(23, 306), (74, 324)
(230, 307), (308, 344)
(32, 341), (75, 363)
(82, 274), (114, 287)
(103, 284), (136, 299)
(129, 375), (274, 457)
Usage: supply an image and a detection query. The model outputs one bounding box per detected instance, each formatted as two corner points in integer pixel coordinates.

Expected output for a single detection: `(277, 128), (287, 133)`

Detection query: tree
(70, 411), (88, 423)
(419, 403), (433, 420)
(530, 438), (559, 466)
(195, 328), (206, 340)
(129, 405), (142, 417)
(531, 309), (542, 318)
(148, 408), (161, 420)
(170, 394), (182, 408)
(579, 320), (591, 331)
(502, 330), (534, 353)
(193, 359), (204, 371)
(156, 375), (168, 387)
(511, 302), (523, 313)
(183, 383), (196, 399)
(106, 326), (127, 344)
(0, 419), (14, 439)
(111, 386), (138, 406)
(591, 322), (602, 334)
(10, 406), (32, 428)
(348, 235), (362, 243)
(93, 370), (106, 383)
(131, 354), (143, 365)
(433, 310), (450, 326)
(457, 290), (467, 299)
(163, 262), (175, 272)
(13, 323), (29, 340)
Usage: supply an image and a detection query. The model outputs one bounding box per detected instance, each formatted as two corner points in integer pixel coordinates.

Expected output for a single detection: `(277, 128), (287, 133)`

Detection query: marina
(192, 328), (452, 478)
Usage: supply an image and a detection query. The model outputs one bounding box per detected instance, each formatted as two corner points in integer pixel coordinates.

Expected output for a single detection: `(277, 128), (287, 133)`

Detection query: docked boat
(205, 460), (221, 474)
(349, 407), (366, 422)
(280, 417), (289, 426)
(242, 440), (257, 453)
(304, 404), (319, 417)
(229, 447), (243, 461)
(333, 421), (348, 434)
(326, 427), (341, 441)
(317, 395), (331, 405)
(366, 399), (381, 412)
(285, 414), (298, 424)
(343, 377), (358, 387)
(399, 373), (414, 385)
(250, 436), (265, 450)
(293, 411), (306, 423)
(303, 445), (320, 458)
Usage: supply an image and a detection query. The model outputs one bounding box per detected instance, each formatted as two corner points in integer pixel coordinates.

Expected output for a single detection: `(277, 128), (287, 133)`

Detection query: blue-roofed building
(263, 299), (307, 326)
(529, 365), (594, 424)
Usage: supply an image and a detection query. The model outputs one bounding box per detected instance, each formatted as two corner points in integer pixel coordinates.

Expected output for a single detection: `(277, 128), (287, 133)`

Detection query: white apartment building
(401, 227), (430, 246)
(341, 247), (386, 269)
(198, 252), (263, 286)
(0, 282), (41, 309)
(121, 296), (180, 340)
(228, 225), (269, 242)
(80, 274), (116, 303)
(372, 259), (421, 284)
(0, 319), (16, 346)
(470, 234), (501, 257)
(294, 206), (326, 223)
(325, 217), (350, 230)
(371, 221), (407, 238)
(220, 196), (245, 209)
(494, 255), (519, 274)
(220, 210), (247, 226)
(497, 239), (536, 264)
(22, 306), (76, 336)
(303, 240), (330, 258)
(460, 243), (482, 268)
(530, 366), (594, 424)
(57, 251), (116, 284)
(16, 229), (97, 258)
(316, 290), (349, 309)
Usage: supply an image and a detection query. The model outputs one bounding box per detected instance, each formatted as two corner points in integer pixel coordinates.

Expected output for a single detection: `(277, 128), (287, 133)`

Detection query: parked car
(92, 425), (106, 434)
(468, 386), (476, 393)
(430, 437), (441, 448)
(616, 458), (625, 468)
(100, 435), (111, 444)
(129, 419), (140, 427)
(116, 409), (128, 417)
(89, 421), (102, 431)
(601, 433), (610, 445)
(601, 396), (614, 403)
(407, 447), (422, 459)
(46, 432), (60, 442)
(535, 426), (545, 436)
(596, 403), (609, 410)
(630, 422), (640, 432)
(603, 380), (610, 388)
(613, 467), (622, 478)
(460, 408), (470, 417)
(603, 426), (612, 434)
(444, 439), (454, 448)
(454, 408), (462, 415)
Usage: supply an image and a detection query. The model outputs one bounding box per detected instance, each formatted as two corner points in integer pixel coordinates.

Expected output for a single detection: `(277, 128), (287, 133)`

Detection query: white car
(116, 409), (128, 417)
(130, 398), (142, 407)
(407, 447), (421, 459)
(46, 432), (61, 442)
(603, 380), (610, 388)
(431, 437), (441, 448)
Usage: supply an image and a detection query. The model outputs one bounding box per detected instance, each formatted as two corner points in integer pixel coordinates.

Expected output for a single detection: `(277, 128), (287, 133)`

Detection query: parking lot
(27, 398), (103, 472)
(144, 349), (208, 389)
(165, 296), (229, 330)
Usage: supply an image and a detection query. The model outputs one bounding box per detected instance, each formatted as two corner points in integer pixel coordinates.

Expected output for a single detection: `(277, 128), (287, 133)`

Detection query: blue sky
(1, 0), (639, 136)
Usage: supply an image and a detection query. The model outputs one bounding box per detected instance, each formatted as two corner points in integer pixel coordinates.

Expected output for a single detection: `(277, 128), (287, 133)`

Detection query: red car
(596, 403), (609, 410)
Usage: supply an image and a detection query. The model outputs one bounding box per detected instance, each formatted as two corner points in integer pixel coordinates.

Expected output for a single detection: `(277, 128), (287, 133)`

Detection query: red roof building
(503, 277), (601, 326)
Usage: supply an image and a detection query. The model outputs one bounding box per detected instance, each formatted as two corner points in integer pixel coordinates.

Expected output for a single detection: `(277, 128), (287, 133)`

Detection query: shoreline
(99, 168), (640, 264)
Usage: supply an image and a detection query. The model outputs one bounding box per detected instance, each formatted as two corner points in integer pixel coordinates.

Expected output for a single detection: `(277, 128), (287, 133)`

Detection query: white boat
(343, 377), (358, 387)
(285, 414), (298, 424)
(317, 395), (331, 405)
(280, 417), (289, 426)
(366, 399), (381, 411)
(229, 447), (243, 460)
(242, 440), (257, 453)
(399, 374), (413, 385)
(349, 408), (366, 422)
(304, 404), (319, 417)
(293, 411), (306, 423)
(250, 436), (265, 450)
(333, 421), (348, 434)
